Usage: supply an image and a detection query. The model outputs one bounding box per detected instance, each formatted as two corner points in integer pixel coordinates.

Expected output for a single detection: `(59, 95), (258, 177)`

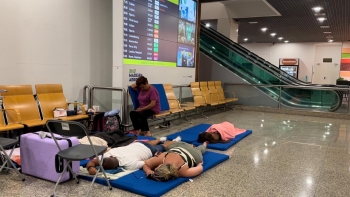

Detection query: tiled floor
(1, 109), (350, 197)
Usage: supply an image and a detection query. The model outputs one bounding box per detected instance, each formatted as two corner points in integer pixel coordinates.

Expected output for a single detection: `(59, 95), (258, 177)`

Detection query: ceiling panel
(235, 0), (350, 43)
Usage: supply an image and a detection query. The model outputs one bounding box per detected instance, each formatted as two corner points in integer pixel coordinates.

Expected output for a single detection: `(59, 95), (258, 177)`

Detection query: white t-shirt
(103, 142), (152, 170)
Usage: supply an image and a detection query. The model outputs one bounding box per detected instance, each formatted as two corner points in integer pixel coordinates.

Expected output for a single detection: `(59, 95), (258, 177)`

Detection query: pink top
(138, 86), (160, 114)
(206, 122), (246, 140)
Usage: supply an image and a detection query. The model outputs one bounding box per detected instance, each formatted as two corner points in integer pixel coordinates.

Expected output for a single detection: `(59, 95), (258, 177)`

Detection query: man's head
(102, 157), (119, 169)
(152, 163), (178, 181)
(136, 76), (150, 90)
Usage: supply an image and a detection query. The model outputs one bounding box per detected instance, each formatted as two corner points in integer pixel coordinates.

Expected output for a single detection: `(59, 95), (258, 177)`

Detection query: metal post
(278, 86), (282, 109)
(348, 87), (350, 114)
(179, 87), (183, 104)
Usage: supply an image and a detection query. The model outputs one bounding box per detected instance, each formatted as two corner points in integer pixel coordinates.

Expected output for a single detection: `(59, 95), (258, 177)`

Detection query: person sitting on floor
(86, 137), (180, 175)
(142, 138), (208, 181)
(197, 121), (246, 144)
(129, 76), (160, 136)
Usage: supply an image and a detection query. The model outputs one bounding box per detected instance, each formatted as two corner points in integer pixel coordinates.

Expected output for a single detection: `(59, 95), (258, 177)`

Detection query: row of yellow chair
(0, 84), (88, 132)
(189, 81), (238, 108)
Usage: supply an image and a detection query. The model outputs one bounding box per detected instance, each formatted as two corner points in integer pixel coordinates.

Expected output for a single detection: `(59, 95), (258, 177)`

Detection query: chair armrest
(193, 95), (206, 103)
(1, 109), (22, 123)
(209, 92), (220, 102)
(168, 98), (182, 108)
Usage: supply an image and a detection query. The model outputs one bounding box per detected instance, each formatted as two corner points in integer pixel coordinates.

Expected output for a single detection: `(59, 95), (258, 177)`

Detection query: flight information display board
(123, 0), (197, 67)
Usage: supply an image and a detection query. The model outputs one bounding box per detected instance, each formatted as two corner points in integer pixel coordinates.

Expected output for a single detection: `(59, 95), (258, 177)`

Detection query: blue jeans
(138, 141), (166, 156)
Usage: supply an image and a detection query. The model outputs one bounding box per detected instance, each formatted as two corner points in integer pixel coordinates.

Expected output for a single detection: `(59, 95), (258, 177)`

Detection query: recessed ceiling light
(244, 38), (248, 41)
(317, 17), (327, 22)
(323, 32), (332, 34)
(312, 7), (323, 12)
(249, 22), (258, 24)
(261, 27), (268, 32)
(205, 23), (210, 27)
(278, 37), (284, 40)
(270, 33), (277, 37)
(321, 26), (330, 28)
(284, 40), (289, 43)
(328, 39), (333, 42)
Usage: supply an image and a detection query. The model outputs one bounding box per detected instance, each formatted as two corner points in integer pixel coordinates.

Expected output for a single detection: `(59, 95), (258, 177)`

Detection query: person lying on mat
(142, 139), (208, 181)
(129, 76), (160, 136)
(197, 121), (246, 144)
(86, 137), (177, 175)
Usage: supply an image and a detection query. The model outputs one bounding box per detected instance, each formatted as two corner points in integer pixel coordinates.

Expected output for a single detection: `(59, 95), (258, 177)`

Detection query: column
(216, 18), (239, 42)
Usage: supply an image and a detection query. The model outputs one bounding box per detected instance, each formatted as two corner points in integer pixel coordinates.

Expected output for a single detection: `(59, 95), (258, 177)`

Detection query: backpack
(105, 115), (122, 132)
(91, 113), (124, 135)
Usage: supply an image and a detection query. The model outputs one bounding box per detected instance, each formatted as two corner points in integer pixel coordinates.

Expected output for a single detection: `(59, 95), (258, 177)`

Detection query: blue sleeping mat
(167, 124), (253, 151)
(79, 136), (229, 197)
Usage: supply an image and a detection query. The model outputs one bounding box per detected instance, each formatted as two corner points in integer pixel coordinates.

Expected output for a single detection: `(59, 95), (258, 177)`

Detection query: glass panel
(199, 30), (341, 111)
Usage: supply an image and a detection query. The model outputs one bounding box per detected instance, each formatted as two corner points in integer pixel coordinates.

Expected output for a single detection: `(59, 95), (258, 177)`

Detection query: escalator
(199, 23), (342, 112)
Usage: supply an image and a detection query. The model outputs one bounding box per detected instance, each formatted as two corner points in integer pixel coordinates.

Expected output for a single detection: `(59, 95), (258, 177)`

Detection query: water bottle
(74, 100), (78, 112)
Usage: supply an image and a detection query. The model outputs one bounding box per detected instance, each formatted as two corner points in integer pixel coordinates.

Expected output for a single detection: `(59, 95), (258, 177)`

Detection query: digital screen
(123, 0), (197, 67)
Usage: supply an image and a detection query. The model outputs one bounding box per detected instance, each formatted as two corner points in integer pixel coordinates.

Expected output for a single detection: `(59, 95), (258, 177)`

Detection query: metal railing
(83, 85), (91, 108)
(90, 86), (126, 123)
(224, 83), (350, 113)
(172, 84), (190, 104)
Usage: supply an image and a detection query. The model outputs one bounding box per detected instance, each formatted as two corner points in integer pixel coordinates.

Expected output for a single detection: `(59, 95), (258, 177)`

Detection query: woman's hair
(102, 157), (119, 169)
(197, 132), (229, 144)
(136, 76), (148, 87)
(152, 163), (178, 181)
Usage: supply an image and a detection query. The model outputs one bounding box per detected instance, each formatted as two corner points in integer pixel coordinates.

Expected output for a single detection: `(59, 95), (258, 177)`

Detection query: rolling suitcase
(20, 131), (80, 182)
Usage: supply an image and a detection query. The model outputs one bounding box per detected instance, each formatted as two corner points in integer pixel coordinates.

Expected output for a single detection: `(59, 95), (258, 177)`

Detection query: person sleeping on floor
(197, 121), (246, 144)
(85, 136), (182, 175)
(142, 139), (208, 181)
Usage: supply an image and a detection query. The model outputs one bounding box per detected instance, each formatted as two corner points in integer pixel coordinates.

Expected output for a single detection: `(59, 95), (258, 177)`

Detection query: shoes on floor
(172, 136), (181, 142)
(159, 137), (167, 143)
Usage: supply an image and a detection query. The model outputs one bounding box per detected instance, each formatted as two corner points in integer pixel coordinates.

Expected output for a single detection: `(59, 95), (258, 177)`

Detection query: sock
(159, 137), (167, 143)
(172, 136), (181, 142)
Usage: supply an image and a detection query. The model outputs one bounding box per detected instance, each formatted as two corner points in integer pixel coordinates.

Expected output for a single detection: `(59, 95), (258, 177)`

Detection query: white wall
(0, 0), (112, 103)
(241, 42), (342, 83)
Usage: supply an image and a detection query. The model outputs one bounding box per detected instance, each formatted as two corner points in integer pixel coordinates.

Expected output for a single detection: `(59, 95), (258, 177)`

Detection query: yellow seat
(35, 84), (88, 121)
(214, 81), (238, 103)
(0, 85), (46, 127)
(207, 81), (227, 104)
(0, 109), (24, 132)
(189, 82), (208, 107)
(199, 82), (221, 106)
(163, 84), (195, 113)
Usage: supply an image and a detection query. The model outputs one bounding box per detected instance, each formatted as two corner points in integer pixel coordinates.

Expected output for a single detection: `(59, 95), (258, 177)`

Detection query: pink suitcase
(20, 132), (80, 182)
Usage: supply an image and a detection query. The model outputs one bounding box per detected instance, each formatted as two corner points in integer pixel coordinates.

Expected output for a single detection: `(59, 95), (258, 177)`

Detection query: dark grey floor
(1, 109), (350, 197)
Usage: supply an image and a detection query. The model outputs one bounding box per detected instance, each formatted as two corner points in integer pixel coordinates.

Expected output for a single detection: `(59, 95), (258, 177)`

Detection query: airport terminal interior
(1, 0), (350, 196)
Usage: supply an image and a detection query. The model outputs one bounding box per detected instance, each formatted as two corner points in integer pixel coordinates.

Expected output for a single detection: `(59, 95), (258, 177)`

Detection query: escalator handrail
(200, 29), (300, 86)
(200, 24), (344, 108)
(200, 23), (308, 85)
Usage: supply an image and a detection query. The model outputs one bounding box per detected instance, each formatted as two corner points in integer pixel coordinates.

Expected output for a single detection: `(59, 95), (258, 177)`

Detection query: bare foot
(203, 141), (208, 147)
(144, 131), (152, 136)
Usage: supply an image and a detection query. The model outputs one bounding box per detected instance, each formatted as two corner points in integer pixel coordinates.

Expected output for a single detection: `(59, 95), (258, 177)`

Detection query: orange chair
(163, 84), (196, 123)
(0, 109), (24, 132)
(214, 81), (238, 108)
(35, 84), (89, 121)
(0, 85), (46, 127)
(200, 82), (225, 105)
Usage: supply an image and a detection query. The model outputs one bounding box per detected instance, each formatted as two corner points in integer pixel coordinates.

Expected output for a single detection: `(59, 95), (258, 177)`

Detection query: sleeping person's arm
(179, 162), (203, 177)
(86, 159), (101, 175)
(143, 156), (162, 175)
